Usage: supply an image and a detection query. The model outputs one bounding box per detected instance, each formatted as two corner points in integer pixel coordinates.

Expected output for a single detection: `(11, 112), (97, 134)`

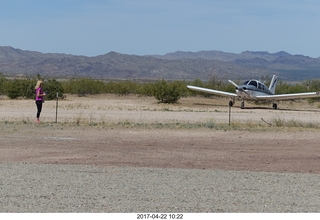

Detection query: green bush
(152, 79), (183, 104)
(108, 81), (139, 95)
(0, 73), (7, 95)
(6, 78), (36, 99)
(63, 78), (106, 96)
(136, 83), (154, 96)
(43, 79), (65, 100)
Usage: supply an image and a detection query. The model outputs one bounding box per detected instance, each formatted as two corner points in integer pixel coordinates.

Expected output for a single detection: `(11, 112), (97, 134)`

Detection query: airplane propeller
(228, 80), (238, 89)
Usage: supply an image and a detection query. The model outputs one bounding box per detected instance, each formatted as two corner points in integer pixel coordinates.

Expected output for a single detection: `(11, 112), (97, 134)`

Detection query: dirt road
(1, 94), (320, 174)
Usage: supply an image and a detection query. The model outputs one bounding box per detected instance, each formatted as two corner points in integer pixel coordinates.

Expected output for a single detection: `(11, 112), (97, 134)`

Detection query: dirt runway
(1, 94), (320, 174)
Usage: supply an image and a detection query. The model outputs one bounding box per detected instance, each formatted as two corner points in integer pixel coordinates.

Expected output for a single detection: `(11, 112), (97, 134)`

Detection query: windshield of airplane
(242, 80), (250, 85)
(243, 80), (267, 90)
(248, 80), (257, 87)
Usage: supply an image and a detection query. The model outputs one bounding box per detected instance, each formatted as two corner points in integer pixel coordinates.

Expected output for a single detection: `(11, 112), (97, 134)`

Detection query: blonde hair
(35, 80), (43, 90)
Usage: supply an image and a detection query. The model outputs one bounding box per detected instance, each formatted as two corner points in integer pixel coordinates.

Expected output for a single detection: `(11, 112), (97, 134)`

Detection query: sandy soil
(1, 94), (320, 174)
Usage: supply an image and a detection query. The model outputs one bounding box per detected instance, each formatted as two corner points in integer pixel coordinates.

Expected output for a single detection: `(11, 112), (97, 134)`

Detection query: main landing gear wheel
(241, 101), (245, 109)
(272, 103), (277, 109)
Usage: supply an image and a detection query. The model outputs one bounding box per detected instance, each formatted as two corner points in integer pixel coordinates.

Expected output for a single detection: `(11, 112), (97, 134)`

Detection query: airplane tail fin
(269, 75), (278, 94)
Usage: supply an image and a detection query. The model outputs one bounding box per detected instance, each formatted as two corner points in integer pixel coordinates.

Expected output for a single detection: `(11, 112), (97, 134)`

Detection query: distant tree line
(1, 72), (320, 104)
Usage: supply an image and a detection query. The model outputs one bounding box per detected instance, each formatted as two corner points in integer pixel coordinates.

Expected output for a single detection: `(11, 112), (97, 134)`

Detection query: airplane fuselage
(236, 80), (273, 100)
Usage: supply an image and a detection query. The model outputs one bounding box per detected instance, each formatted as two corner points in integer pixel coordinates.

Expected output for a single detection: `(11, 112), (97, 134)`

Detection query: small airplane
(187, 75), (320, 109)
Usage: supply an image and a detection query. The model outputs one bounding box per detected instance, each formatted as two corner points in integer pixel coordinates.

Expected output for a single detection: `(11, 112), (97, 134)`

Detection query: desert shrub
(104, 81), (116, 93)
(6, 80), (20, 99)
(105, 81), (140, 95)
(43, 79), (65, 100)
(135, 83), (154, 96)
(6, 78), (36, 99)
(0, 73), (6, 95)
(207, 75), (225, 89)
(115, 81), (138, 95)
(63, 78), (106, 96)
(152, 79), (183, 103)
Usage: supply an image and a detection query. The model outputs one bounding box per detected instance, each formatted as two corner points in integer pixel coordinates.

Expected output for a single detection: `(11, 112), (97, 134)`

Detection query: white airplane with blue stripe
(187, 75), (320, 109)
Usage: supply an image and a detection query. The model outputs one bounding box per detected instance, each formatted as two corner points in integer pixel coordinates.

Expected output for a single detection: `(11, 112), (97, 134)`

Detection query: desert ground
(1, 94), (320, 173)
(1, 94), (320, 213)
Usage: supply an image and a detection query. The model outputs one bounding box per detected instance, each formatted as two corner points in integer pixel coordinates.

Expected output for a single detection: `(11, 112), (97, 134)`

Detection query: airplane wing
(187, 85), (238, 98)
(256, 92), (320, 101)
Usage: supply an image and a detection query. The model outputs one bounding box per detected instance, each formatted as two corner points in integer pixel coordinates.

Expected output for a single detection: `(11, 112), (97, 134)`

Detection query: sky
(1, 0), (320, 58)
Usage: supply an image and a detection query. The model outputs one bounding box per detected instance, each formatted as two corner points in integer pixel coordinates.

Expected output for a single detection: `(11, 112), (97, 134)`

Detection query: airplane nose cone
(237, 86), (246, 92)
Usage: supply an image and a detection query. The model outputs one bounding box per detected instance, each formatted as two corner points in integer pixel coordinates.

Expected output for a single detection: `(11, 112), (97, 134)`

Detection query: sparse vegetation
(0, 73), (64, 100)
(272, 118), (320, 129)
(1, 73), (320, 107)
(2, 116), (319, 131)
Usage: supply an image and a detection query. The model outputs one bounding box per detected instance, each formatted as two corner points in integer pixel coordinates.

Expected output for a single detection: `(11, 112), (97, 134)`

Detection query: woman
(35, 80), (46, 123)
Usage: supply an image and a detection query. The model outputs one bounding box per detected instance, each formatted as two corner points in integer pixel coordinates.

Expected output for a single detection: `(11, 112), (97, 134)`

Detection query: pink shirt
(35, 87), (43, 101)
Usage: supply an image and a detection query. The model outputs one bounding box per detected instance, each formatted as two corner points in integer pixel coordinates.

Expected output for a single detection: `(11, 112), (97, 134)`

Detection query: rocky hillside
(1, 46), (320, 81)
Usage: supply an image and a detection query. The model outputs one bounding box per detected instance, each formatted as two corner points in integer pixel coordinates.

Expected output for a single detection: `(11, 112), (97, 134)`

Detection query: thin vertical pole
(55, 92), (58, 123)
(229, 105), (231, 126)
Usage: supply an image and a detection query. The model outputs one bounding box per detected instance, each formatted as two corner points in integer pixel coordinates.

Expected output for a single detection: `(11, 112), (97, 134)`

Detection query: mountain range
(1, 46), (320, 81)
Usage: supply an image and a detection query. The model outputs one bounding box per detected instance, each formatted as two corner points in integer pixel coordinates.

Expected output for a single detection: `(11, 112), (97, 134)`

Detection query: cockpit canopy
(242, 80), (268, 90)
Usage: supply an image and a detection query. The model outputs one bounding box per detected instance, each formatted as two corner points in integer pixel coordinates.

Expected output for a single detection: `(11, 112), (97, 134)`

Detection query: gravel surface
(1, 95), (320, 213)
(1, 163), (320, 213)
